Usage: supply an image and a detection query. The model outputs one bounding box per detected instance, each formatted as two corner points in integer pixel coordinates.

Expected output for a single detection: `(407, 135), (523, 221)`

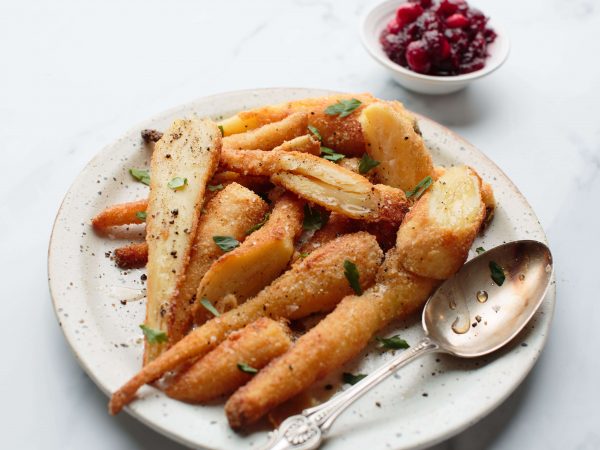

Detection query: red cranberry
(406, 40), (431, 73)
(423, 30), (451, 60)
(446, 13), (470, 28)
(386, 18), (403, 34)
(437, 0), (462, 16)
(396, 3), (424, 27)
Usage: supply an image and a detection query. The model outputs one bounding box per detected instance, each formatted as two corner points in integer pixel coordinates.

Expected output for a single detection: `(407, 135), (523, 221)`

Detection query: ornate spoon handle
(259, 337), (439, 450)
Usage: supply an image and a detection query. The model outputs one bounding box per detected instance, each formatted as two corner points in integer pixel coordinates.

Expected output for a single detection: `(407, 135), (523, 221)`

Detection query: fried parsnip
(143, 118), (221, 364)
(359, 101), (434, 191)
(165, 318), (292, 402)
(91, 199), (148, 231)
(114, 241), (148, 269)
(224, 166), (487, 428)
(222, 112), (308, 150)
(271, 134), (321, 156)
(108, 232), (382, 414)
(194, 194), (303, 322)
(293, 213), (357, 262)
(168, 183), (268, 344)
(395, 166), (485, 279)
(225, 258), (437, 429)
(220, 148), (407, 222)
(219, 94), (376, 156)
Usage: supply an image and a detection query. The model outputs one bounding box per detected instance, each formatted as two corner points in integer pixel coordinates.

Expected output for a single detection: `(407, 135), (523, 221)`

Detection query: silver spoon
(261, 240), (553, 450)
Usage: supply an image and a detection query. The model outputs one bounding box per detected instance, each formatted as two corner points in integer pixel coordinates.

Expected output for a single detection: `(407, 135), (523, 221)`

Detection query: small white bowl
(360, 0), (510, 95)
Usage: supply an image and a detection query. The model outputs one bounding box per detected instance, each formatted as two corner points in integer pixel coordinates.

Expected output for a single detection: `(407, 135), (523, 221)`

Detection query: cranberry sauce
(380, 0), (496, 76)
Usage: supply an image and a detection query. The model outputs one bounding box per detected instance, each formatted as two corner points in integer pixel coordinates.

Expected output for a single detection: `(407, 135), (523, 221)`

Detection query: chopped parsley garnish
(129, 168), (151, 186)
(200, 298), (220, 317)
(218, 125), (225, 136)
(342, 372), (367, 385)
(208, 183), (224, 192)
(237, 362), (258, 374)
(343, 259), (362, 295)
(168, 177), (188, 190)
(325, 98), (362, 118)
(489, 261), (506, 286)
(139, 324), (168, 344)
(320, 146), (345, 162)
(299, 252), (310, 258)
(246, 213), (270, 235)
(476, 247), (486, 255)
(213, 235), (240, 252)
(405, 176), (433, 199)
(376, 335), (410, 350)
(308, 125), (322, 141)
(135, 211), (147, 221)
(303, 204), (328, 231)
(358, 153), (380, 174)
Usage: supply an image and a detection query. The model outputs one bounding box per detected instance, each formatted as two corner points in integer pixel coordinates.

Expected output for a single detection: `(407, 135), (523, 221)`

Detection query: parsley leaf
(200, 298), (220, 317)
(320, 146), (345, 162)
(246, 213), (270, 235)
(213, 235), (240, 252)
(489, 261), (506, 286)
(344, 259), (362, 295)
(129, 168), (151, 186)
(303, 204), (328, 231)
(218, 125), (225, 136)
(376, 335), (410, 350)
(168, 177), (188, 190)
(308, 125), (322, 141)
(208, 183), (224, 192)
(299, 252), (310, 258)
(139, 324), (168, 344)
(325, 98), (362, 118)
(358, 153), (380, 174)
(135, 211), (147, 221)
(237, 362), (258, 374)
(342, 372), (367, 385)
(476, 247), (486, 255)
(405, 176), (433, 199)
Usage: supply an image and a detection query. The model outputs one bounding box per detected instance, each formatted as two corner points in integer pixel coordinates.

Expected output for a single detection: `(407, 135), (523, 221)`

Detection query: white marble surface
(1, 0), (598, 448)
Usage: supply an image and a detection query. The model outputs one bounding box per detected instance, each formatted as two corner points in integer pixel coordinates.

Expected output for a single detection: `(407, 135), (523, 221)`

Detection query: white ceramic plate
(48, 88), (555, 450)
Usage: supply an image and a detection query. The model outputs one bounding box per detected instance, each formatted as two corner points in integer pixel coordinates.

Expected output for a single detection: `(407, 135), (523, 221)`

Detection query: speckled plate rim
(48, 87), (555, 450)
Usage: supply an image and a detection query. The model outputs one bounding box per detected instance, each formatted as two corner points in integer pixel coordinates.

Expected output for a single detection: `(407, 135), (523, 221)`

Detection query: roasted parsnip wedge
(222, 112), (308, 150)
(395, 165), (485, 279)
(91, 199), (148, 231)
(224, 166), (486, 428)
(168, 183), (268, 345)
(359, 101), (434, 191)
(194, 194), (303, 323)
(114, 241), (148, 269)
(107, 232), (382, 414)
(220, 148), (407, 222)
(143, 118), (221, 364)
(165, 318), (292, 403)
(271, 134), (321, 155)
(219, 94), (376, 156)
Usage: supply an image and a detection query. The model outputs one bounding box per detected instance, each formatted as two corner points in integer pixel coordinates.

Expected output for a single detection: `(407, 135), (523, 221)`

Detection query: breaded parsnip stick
(168, 183), (269, 345)
(194, 194), (304, 323)
(271, 135), (321, 156)
(221, 148), (408, 222)
(219, 94), (376, 156)
(222, 113), (308, 150)
(92, 199), (148, 231)
(224, 166), (486, 428)
(225, 254), (437, 428)
(114, 242), (148, 269)
(165, 318), (292, 402)
(292, 213), (357, 262)
(108, 232), (382, 414)
(143, 118), (221, 364)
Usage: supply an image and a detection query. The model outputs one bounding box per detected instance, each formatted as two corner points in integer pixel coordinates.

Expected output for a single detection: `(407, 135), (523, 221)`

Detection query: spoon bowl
(423, 240), (553, 357)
